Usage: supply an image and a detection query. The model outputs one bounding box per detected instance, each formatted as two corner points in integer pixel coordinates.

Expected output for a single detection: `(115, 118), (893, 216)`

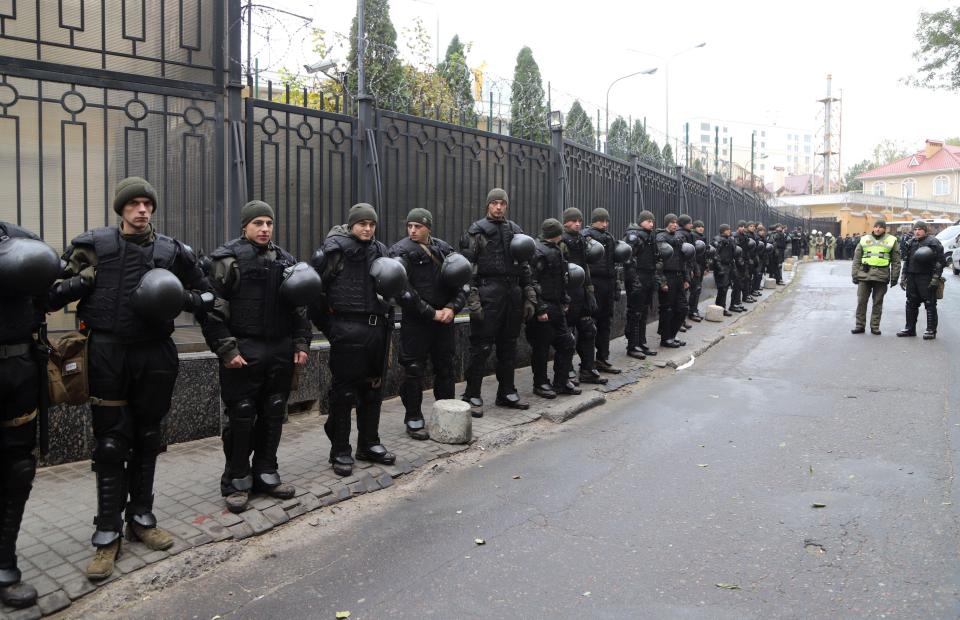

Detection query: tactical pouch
(47, 331), (89, 406)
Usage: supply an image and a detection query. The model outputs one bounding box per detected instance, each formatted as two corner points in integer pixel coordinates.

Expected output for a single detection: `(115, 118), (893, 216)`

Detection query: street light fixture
(604, 67), (658, 154)
(549, 110), (564, 130)
(627, 42), (706, 147)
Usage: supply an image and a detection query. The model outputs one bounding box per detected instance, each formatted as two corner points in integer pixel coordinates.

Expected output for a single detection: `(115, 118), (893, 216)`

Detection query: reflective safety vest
(859, 234), (896, 267)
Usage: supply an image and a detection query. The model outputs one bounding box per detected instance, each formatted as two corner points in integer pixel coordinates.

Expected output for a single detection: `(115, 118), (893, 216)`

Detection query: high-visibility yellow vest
(859, 234), (896, 267)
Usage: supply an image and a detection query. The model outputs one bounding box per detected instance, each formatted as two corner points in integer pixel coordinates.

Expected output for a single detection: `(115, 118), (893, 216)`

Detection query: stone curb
(539, 393), (606, 423)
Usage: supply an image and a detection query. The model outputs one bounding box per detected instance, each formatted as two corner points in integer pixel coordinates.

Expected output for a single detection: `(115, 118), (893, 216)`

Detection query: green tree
(872, 139), (910, 165)
(908, 8), (960, 90)
(662, 143), (676, 168)
(509, 47), (547, 143)
(945, 136), (960, 146)
(627, 120), (650, 157)
(607, 116), (630, 159)
(565, 100), (595, 148)
(643, 138), (663, 167)
(348, 0), (407, 111)
(438, 35), (477, 125)
(843, 159), (874, 191)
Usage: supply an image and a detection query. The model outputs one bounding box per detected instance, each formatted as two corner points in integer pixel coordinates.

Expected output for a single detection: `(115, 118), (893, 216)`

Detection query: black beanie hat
(562, 207), (583, 223)
(719, 223), (731, 233)
(541, 218), (563, 239)
(693, 219), (704, 228)
(678, 214), (692, 227)
(913, 220), (929, 232)
(591, 208), (610, 223)
(240, 200), (275, 228)
(347, 203), (378, 228)
(486, 188), (509, 205)
(638, 210), (655, 223)
(737, 220), (747, 228)
(113, 176), (159, 215)
(874, 219), (887, 229)
(664, 213), (678, 225)
(406, 208), (433, 229)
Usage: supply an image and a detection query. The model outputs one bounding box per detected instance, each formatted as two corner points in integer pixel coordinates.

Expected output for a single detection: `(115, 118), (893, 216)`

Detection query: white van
(935, 224), (960, 275)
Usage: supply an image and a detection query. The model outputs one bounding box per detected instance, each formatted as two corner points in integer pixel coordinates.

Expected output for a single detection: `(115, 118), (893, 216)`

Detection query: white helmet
(811, 229), (817, 234)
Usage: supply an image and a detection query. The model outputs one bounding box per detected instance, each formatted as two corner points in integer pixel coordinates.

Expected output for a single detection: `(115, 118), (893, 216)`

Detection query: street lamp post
(605, 67), (658, 154)
(628, 42), (706, 148)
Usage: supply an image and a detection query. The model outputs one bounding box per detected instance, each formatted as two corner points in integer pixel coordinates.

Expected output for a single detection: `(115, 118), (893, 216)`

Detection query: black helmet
(310, 248), (325, 271)
(681, 242), (695, 260)
(613, 240), (632, 263)
(130, 268), (184, 322)
(694, 239), (706, 256)
(747, 238), (757, 250)
(658, 242), (674, 261)
(766, 243), (774, 254)
(509, 234), (536, 263)
(706, 244), (717, 259)
(734, 245), (743, 257)
(280, 262), (323, 306)
(585, 238), (604, 264)
(0, 237), (61, 296)
(369, 257), (408, 300)
(441, 252), (472, 289)
(912, 245), (935, 265)
(567, 262), (585, 289)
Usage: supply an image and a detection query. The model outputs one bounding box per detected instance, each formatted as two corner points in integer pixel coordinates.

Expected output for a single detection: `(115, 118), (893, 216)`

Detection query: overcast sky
(249, 0), (958, 170)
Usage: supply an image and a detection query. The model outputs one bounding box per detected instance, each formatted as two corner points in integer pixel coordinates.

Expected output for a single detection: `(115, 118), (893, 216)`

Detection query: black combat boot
(923, 305), (938, 340)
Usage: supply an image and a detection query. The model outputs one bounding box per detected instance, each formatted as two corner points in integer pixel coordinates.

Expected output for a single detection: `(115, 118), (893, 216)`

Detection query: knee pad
(93, 436), (128, 464)
(558, 333), (576, 352)
(578, 317), (597, 338)
(229, 398), (257, 422)
(136, 426), (163, 455)
(402, 361), (425, 378)
(3, 455), (36, 491)
(264, 393), (287, 418)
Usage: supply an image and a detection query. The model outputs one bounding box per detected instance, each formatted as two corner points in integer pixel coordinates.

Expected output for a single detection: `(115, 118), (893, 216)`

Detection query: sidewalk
(2, 266), (799, 620)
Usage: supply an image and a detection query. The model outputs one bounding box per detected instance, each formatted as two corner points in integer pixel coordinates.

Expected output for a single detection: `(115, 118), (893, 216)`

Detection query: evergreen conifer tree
(348, 0), (407, 111)
(509, 47), (547, 143)
(565, 100), (595, 148)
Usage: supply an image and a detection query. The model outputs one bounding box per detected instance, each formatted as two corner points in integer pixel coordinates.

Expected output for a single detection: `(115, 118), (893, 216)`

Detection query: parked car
(935, 224), (960, 275)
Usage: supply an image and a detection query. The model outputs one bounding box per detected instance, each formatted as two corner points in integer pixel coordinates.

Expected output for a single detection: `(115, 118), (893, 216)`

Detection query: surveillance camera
(304, 59), (338, 74)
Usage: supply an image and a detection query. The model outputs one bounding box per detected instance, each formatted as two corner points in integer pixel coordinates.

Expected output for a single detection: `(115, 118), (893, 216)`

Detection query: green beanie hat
(113, 176), (159, 215)
(873, 219), (887, 229)
(486, 188), (509, 205)
(719, 223), (731, 233)
(913, 220), (929, 232)
(541, 218), (563, 239)
(591, 208), (610, 223)
(562, 207), (583, 223)
(638, 210), (655, 223)
(347, 203), (378, 228)
(406, 207), (433, 229)
(664, 213), (678, 225)
(737, 220), (747, 228)
(240, 200), (275, 228)
(678, 214), (692, 227)
(693, 219), (704, 228)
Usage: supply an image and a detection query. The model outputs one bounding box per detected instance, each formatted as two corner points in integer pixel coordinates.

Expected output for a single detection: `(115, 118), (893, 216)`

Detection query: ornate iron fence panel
(245, 98), (355, 260)
(562, 140), (631, 228)
(680, 173), (714, 231)
(377, 111), (552, 245)
(637, 161), (679, 226)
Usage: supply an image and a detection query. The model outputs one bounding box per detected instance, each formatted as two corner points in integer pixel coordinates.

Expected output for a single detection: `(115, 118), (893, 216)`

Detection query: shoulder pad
(0, 222), (41, 241)
(433, 237), (454, 256)
(467, 221), (484, 235)
(208, 238), (241, 260)
(71, 229), (97, 247)
(507, 220), (524, 234)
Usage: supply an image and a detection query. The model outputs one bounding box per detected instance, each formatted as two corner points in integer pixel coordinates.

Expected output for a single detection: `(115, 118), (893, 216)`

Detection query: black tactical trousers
(714, 266), (732, 308)
(687, 273), (704, 317)
(625, 271), (656, 350)
(566, 299), (597, 373)
(326, 317), (390, 457)
(591, 276), (615, 363)
(526, 303), (575, 387)
(0, 350), (39, 580)
(466, 279), (522, 398)
(399, 316), (456, 422)
(905, 273), (937, 332)
(657, 272), (688, 341)
(219, 336), (294, 494)
(88, 334), (178, 542)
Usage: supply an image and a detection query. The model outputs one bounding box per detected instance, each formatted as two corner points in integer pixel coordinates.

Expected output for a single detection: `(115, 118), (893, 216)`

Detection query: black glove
(586, 293), (598, 316)
(522, 300), (536, 322)
(183, 290), (215, 313)
(466, 286), (483, 322)
(852, 277), (859, 286)
(47, 275), (91, 311)
(929, 276), (941, 290)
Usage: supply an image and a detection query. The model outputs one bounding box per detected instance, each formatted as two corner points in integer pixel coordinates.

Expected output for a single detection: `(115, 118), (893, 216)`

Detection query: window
(934, 175), (950, 196)
(804, 145), (811, 153)
(701, 134), (710, 143)
(760, 142), (765, 148)
(722, 149), (728, 156)
(804, 135), (811, 142)
(873, 182), (885, 196)
(722, 137), (727, 144)
(902, 179), (916, 198)
(723, 126), (728, 133)
(761, 131), (766, 137)
(805, 157), (811, 165)
(700, 122), (710, 131)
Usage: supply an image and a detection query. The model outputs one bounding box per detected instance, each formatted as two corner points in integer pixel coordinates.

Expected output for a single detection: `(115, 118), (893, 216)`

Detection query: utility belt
(477, 275), (519, 286)
(0, 342), (32, 359)
(332, 312), (390, 326)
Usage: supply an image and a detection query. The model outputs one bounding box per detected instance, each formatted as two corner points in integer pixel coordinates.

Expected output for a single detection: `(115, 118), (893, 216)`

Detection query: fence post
(629, 154), (640, 224)
(355, 94), (378, 207)
(551, 122), (565, 217)
(226, 0), (245, 234)
(675, 165), (684, 214)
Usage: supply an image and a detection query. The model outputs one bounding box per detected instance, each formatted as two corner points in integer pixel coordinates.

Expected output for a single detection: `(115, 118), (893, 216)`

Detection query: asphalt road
(79, 262), (960, 619)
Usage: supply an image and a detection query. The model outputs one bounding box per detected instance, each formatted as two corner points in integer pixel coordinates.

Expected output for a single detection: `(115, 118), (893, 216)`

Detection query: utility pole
(750, 130), (756, 186)
(714, 126), (719, 175)
(817, 74), (840, 194)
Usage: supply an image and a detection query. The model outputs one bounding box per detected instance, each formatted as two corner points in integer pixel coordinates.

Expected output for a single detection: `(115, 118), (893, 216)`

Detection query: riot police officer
(712, 224), (736, 317)
(561, 208), (606, 385)
(527, 219), (579, 398)
(0, 223), (60, 608)
(897, 221), (945, 340)
(461, 188), (537, 413)
(204, 201), (312, 513)
(582, 208), (622, 373)
(678, 214), (703, 324)
(310, 203), (401, 477)
(48, 176), (214, 580)
(657, 214), (690, 348)
(389, 208), (468, 440)
(623, 211), (662, 358)
(732, 221), (754, 306)
(772, 224), (787, 284)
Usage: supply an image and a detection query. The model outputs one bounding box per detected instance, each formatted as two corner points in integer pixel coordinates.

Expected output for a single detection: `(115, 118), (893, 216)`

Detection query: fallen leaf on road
(512, 475), (522, 479)
(811, 502), (826, 508)
(778, 442), (786, 448)
(474, 538), (486, 545)
(698, 444), (705, 448)
(808, 465), (814, 475)
(336, 612), (351, 619)
(308, 518), (321, 527)
(715, 583), (741, 590)
(456, 510), (462, 514)
(708, 394), (719, 398)
(697, 464), (709, 468)
(582, 591), (591, 597)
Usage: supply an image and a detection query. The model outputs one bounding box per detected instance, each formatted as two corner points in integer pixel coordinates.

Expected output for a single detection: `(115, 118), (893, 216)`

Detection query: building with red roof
(856, 139), (960, 204)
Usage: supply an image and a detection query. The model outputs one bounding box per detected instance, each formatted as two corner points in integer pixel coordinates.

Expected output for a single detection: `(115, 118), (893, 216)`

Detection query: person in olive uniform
(561, 208), (606, 385)
(623, 211), (663, 358)
(310, 204), (397, 477)
(656, 214), (690, 348)
(897, 221), (945, 340)
(389, 208), (467, 439)
(204, 201), (310, 513)
(851, 219), (901, 335)
(48, 177), (214, 580)
(527, 219), (579, 399)
(461, 188), (537, 413)
(0, 224), (59, 609)
(711, 224), (736, 317)
(582, 208), (621, 373)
